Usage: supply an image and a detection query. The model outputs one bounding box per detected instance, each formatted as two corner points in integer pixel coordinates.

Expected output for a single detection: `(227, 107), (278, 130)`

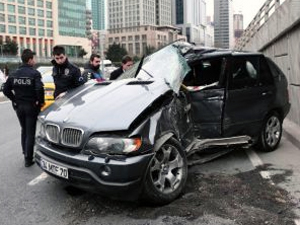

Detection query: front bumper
(35, 139), (154, 201)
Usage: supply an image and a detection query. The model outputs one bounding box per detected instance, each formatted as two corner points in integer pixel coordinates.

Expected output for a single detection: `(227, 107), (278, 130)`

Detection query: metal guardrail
(235, 0), (285, 50)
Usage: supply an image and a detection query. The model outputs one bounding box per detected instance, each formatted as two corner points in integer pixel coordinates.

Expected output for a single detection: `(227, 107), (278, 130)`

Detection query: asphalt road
(1, 99), (300, 225)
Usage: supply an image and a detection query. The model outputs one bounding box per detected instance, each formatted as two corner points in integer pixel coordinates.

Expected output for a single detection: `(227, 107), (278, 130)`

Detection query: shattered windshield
(118, 42), (191, 93)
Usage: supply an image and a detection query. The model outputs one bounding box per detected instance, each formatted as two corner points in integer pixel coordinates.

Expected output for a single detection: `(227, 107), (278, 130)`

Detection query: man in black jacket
(82, 54), (105, 82)
(3, 49), (45, 167)
(109, 55), (133, 80)
(51, 46), (86, 99)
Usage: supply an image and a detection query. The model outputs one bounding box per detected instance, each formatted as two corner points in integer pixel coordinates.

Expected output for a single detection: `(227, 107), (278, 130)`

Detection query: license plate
(45, 91), (53, 96)
(40, 158), (68, 179)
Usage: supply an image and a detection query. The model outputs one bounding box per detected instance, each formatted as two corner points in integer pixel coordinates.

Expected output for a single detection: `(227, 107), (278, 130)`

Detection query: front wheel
(257, 112), (282, 152)
(142, 138), (188, 205)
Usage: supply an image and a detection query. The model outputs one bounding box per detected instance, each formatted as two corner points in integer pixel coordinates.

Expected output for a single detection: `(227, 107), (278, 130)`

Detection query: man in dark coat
(109, 55), (133, 80)
(3, 49), (45, 167)
(82, 54), (105, 82)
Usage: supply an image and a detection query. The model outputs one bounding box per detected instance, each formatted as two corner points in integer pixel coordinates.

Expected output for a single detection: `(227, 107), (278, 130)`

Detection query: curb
(283, 118), (300, 150)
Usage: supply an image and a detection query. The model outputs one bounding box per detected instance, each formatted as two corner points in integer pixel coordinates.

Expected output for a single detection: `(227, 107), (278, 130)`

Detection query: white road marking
(295, 219), (300, 225)
(28, 172), (48, 186)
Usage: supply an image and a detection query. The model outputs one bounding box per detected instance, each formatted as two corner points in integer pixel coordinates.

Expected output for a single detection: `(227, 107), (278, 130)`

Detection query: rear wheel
(142, 138), (188, 205)
(257, 112), (282, 152)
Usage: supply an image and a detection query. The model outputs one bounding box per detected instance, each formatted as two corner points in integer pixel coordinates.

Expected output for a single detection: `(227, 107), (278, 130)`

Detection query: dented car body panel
(35, 41), (290, 203)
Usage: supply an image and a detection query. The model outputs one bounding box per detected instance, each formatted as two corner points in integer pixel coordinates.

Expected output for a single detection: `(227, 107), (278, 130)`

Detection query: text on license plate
(40, 159), (68, 179)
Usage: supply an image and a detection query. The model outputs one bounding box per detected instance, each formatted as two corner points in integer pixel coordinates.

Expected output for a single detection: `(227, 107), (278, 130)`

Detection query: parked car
(35, 41), (290, 205)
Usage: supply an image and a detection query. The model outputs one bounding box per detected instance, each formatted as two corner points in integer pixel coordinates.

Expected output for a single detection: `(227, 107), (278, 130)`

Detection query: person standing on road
(82, 54), (105, 82)
(51, 45), (86, 99)
(109, 55), (133, 80)
(3, 49), (45, 167)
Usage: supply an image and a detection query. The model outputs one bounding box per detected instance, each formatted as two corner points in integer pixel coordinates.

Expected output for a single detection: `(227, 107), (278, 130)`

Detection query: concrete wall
(240, 0), (300, 126)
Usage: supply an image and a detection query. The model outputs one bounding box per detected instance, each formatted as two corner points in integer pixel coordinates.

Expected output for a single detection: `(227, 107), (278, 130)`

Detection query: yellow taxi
(37, 67), (54, 111)
(41, 71), (55, 111)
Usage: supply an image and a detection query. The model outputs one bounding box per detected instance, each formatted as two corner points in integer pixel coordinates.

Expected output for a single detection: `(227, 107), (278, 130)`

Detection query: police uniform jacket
(51, 58), (86, 98)
(3, 64), (44, 106)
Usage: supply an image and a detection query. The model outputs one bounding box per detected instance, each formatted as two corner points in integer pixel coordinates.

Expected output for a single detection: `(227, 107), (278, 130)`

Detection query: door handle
(262, 91), (272, 96)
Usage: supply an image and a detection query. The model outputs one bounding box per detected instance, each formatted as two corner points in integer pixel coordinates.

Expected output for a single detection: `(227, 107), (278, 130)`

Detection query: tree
(106, 43), (128, 62)
(144, 45), (156, 56)
(3, 38), (18, 56)
(78, 47), (87, 58)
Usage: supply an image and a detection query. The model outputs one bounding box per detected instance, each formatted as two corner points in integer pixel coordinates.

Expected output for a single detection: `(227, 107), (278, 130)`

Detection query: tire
(142, 138), (188, 205)
(257, 111), (282, 152)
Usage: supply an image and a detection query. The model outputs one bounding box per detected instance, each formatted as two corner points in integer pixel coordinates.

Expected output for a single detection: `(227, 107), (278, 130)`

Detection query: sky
(207, 0), (266, 29)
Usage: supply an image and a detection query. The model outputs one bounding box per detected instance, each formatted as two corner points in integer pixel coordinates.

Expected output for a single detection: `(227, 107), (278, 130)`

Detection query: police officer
(51, 45), (86, 99)
(3, 49), (45, 167)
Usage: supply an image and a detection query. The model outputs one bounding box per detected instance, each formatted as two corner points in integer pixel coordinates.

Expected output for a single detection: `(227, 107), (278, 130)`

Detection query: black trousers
(15, 103), (40, 161)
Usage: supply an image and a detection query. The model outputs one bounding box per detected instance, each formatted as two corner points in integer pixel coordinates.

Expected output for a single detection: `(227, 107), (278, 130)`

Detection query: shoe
(25, 160), (35, 167)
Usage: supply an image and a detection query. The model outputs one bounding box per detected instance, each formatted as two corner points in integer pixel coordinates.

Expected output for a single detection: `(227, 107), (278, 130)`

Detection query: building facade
(214, 0), (234, 48)
(233, 13), (243, 46)
(106, 25), (186, 57)
(0, 0), (54, 57)
(0, 0), (91, 58)
(106, 0), (179, 57)
(91, 0), (106, 30)
(171, 0), (207, 46)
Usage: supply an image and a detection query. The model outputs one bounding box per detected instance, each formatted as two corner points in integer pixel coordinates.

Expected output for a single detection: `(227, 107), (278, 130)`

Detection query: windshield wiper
(134, 55), (145, 78)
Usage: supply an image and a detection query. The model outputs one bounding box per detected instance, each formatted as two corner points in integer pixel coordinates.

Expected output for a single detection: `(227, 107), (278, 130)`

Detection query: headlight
(83, 137), (142, 155)
(36, 116), (46, 138)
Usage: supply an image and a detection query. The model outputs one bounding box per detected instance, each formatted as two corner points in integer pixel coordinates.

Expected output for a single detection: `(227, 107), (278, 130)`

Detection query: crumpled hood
(41, 79), (170, 132)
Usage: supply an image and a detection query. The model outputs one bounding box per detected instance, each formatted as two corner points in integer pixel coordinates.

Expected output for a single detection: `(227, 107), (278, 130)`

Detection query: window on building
(8, 25), (17, 34)
(46, 1), (52, 9)
(0, 13), (5, 22)
(37, 0), (44, 7)
(135, 43), (140, 55)
(135, 35), (140, 41)
(128, 43), (133, 54)
(0, 3), (4, 11)
(18, 6), (26, 14)
(47, 29), (53, 37)
(39, 29), (45, 36)
(28, 18), (35, 26)
(38, 19), (44, 27)
(28, 0), (35, 6)
(0, 24), (5, 32)
(18, 0), (25, 4)
(19, 27), (26, 35)
(7, 5), (16, 13)
(8, 0), (16, 2)
(37, 9), (44, 17)
(128, 36), (133, 41)
(46, 11), (52, 18)
(18, 16), (26, 24)
(29, 28), (36, 36)
(8, 15), (16, 23)
(46, 20), (52, 28)
(28, 8), (35, 16)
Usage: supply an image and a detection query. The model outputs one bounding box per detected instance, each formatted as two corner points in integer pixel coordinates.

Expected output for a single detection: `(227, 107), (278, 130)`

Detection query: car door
(186, 56), (227, 138)
(222, 55), (275, 137)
